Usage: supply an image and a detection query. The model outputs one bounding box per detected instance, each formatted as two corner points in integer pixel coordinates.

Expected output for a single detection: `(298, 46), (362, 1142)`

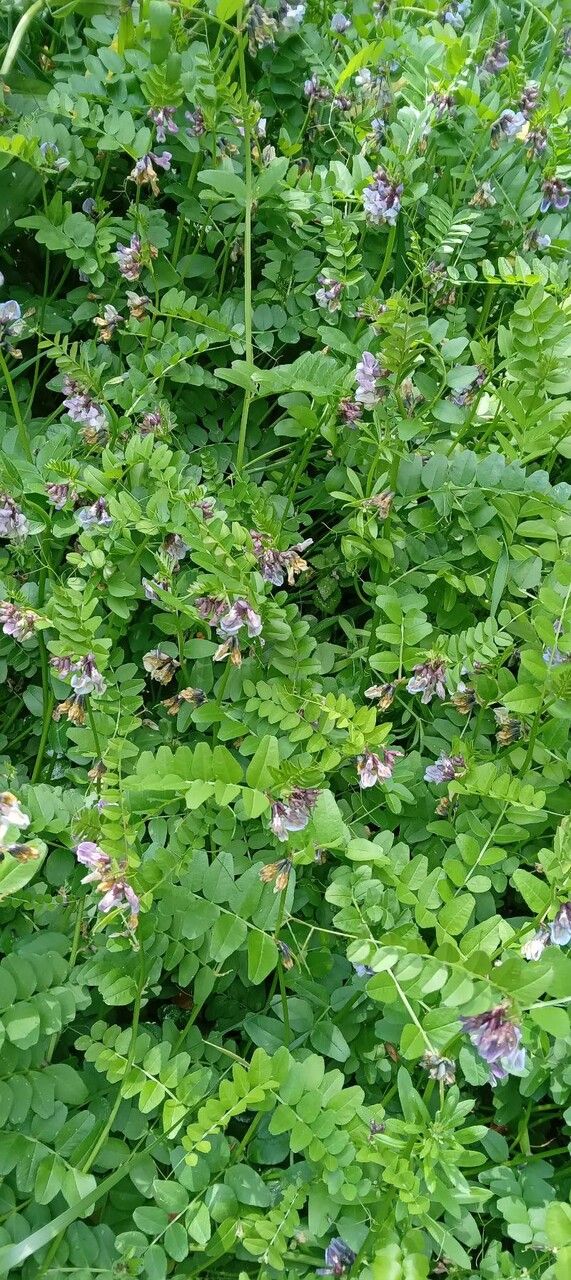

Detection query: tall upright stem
(235, 12), (253, 471)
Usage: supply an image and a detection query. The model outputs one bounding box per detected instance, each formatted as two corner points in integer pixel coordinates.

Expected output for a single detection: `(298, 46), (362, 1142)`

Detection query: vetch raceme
(362, 169), (403, 224)
(0, 602), (39, 642)
(407, 658), (447, 703)
(461, 1006), (525, 1083)
(424, 753), (465, 783)
(147, 106), (179, 142)
(270, 788), (320, 841)
(354, 352), (387, 407)
(0, 494), (28, 540)
(357, 748), (403, 787)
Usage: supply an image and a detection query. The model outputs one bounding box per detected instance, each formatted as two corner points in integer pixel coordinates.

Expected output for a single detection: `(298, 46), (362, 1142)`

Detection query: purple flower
(75, 840), (111, 882)
(142, 576), (168, 602)
(315, 275), (343, 312)
(549, 902), (571, 947)
(0, 792), (30, 844)
(521, 927), (551, 961)
(480, 34), (510, 75)
(218, 599), (262, 638)
(331, 11), (350, 32)
(140, 410), (163, 435)
(251, 531), (312, 586)
(355, 352), (387, 408)
(46, 482), (74, 509)
(71, 654), (107, 697)
(461, 1006), (525, 1083)
(195, 595), (227, 625)
(163, 533), (188, 564)
(491, 109), (526, 143)
(304, 76), (330, 102)
(39, 141), (69, 171)
(424, 753), (465, 783)
(82, 197), (97, 216)
(0, 299), (24, 347)
(540, 177), (570, 213)
(270, 788), (320, 841)
(338, 398), (362, 426)
(407, 659), (447, 704)
(439, 0), (470, 28)
(147, 106), (179, 143)
(281, 3), (306, 31)
(363, 169), (402, 225)
(527, 128), (548, 157)
(0, 494), (28, 539)
(317, 1238), (356, 1277)
(0, 602), (39, 642)
(98, 879), (140, 917)
(62, 377), (106, 432)
(353, 962), (375, 977)
(422, 1052), (456, 1084)
(129, 153), (172, 195)
(543, 621), (570, 667)
(357, 748), (403, 788)
(76, 497), (112, 529)
(186, 109), (205, 137)
(520, 82), (540, 115)
(117, 234), (143, 282)
(247, 2), (278, 50)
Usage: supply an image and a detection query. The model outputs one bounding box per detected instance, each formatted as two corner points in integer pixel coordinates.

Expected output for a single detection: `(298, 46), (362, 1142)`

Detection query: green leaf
(247, 932), (278, 984)
(245, 735), (280, 789)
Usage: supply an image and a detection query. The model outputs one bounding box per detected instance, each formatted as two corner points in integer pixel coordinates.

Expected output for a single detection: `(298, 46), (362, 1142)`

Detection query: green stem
(235, 15), (253, 472)
(86, 700), (103, 761)
(1, 0), (45, 75)
(0, 348), (33, 461)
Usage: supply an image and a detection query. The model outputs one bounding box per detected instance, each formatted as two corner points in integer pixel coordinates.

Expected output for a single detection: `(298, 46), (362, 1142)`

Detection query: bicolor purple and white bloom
(75, 840), (111, 882)
(540, 177), (570, 213)
(186, 108), (205, 136)
(75, 841), (139, 920)
(281, 2), (306, 31)
(117, 234), (143, 282)
(317, 1238), (356, 1277)
(218, 599), (263, 638)
(424, 753), (465, 783)
(304, 76), (330, 101)
(46, 482), (74, 509)
(129, 152), (172, 195)
(480, 34), (510, 74)
(549, 902), (571, 947)
(461, 1006), (525, 1083)
(338, 398), (362, 426)
(76, 497), (112, 529)
(98, 879), (140, 917)
(357, 748), (403, 788)
(71, 654), (107, 697)
(251, 531), (312, 586)
(0, 300), (24, 346)
(270, 788), (320, 841)
(407, 659), (447, 704)
(315, 275), (343, 312)
(353, 962), (375, 977)
(355, 352), (386, 408)
(147, 106), (179, 143)
(331, 11), (350, 32)
(0, 603), (39, 642)
(440, 0), (470, 28)
(195, 595), (227, 625)
(521, 926), (551, 961)
(39, 141), (69, 171)
(363, 168), (402, 225)
(491, 109), (526, 142)
(62, 377), (106, 432)
(0, 494), (28, 540)
(0, 792), (30, 844)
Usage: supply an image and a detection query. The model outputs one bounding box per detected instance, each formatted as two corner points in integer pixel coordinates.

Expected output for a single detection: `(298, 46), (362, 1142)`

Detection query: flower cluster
(0, 494), (28, 540)
(357, 748), (403, 788)
(0, 602), (39, 642)
(317, 1239), (356, 1277)
(521, 903), (571, 960)
(461, 1006), (525, 1083)
(270, 788), (320, 841)
(129, 152), (172, 195)
(407, 658), (447, 703)
(75, 842), (139, 925)
(250, 531), (312, 586)
(362, 169), (403, 224)
(147, 106), (179, 142)
(354, 352), (387, 408)
(62, 377), (106, 434)
(424, 753), (465, 783)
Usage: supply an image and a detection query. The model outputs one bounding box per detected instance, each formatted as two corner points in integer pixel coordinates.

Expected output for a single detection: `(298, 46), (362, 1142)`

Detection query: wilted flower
(439, 0), (470, 28)
(0, 602), (39, 642)
(407, 658), (447, 703)
(424, 753), (465, 783)
(480, 34), (510, 75)
(76, 497), (112, 529)
(195, 595), (227, 625)
(219, 599), (262, 638)
(260, 858), (293, 892)
(526, 128), (548, 158)
(213, 635), (243, 664)
(94, 305), (121, 343)
(0, 494), (28, 539)
(142, 649), (180, 684)
(491, 109), (527, 144)
(281, 2), (306, 31)
(126, 291), (151, 318)
(357, 748), (403, 788)
(277, 940), (295, 969)
(541, 176), (570, 212)
(363, 490), (394, 518)
(53, 694), (87, 725)
(88, 760), (107, 784)
(140, 409), (164, 435)
(422, 1052), (456, 1084)
(129, 152), (172, 195)
(304, 76), (330, 101)
(0, 792), (30, 844)
(117, 235), (143, 282)
(71, 654), (107, 697)
(194, 497), (215, 520)
(520, 81), (540, 115)
(248, 3), (279, 50)
(549, 902), (571, 947)
(4, 842), (40, 862)
(161, 687), (206, 714)
(317, 1238), (356, 1277)
(46, 482), (74, 509)
(355, 352), (387, 408)
(364, 681), (403, 710)
(185, 108), (205, 137)
(461, 1006), (525, 1083)
(470, 181), (496, 207)
(363, 168), (402, 224)
(270, 788), (320, 841)
(521, 926), (551, 960)
(147, 106), (178, 142)
(331, 11), (350, 31)
(430, 91), (455, 119)
(338, 398), (362, 425)
(250, 531), (312, 587)
(0, 300), (24, 347)
(62, 376), (106, 432)
(452, 682), (476, 714)
(163, 533), (188, 564)
(39, 140), (69, 170)
(315, 276), (343, 312)
(494, 707), (523, 746)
